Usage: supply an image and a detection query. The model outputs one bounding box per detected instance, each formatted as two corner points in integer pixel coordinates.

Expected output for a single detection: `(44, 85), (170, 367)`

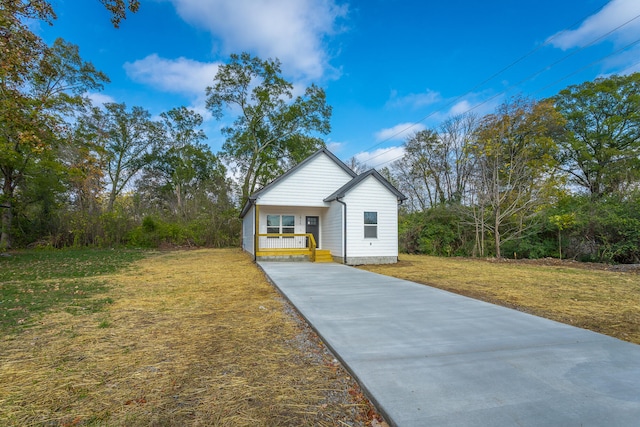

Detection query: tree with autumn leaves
(394, 73), (640, 262)
(3, 1), (640, 260)
(0, 0), (236, 248)
(0, 1), (110, 248)
(469, 98), (564, 258)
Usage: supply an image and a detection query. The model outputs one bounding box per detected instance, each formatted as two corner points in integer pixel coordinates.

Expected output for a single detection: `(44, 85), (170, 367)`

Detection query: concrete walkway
(258, 261), (640, 427)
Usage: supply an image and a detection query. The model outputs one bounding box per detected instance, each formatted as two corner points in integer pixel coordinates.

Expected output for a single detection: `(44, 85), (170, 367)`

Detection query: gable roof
(239, 147), (357, 217)
(324, 169), (407, 202)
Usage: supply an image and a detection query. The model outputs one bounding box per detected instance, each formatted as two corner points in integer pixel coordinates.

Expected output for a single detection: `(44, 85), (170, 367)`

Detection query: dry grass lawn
(360, 255), (640, 345)
(0, 249), (379, 426)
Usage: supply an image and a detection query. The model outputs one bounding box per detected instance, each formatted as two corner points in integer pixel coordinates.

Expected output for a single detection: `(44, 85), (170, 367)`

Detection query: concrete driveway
(258, 261), (640, 427)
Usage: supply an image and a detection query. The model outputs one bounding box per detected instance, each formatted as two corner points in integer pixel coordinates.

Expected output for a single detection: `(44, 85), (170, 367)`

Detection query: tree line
(386, 73), (640, 263)
(1, 2), (330, 250)
(3, 2), (639, 263)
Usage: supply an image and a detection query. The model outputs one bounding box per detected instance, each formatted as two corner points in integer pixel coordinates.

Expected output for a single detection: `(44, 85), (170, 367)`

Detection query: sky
(40, 0), (640, 170)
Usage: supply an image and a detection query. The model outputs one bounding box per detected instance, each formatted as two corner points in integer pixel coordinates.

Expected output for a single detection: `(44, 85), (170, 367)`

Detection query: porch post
(254, 204), (259, 261)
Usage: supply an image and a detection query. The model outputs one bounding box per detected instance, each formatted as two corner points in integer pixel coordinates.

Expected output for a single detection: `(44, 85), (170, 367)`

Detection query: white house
(240, 148), (406, 264)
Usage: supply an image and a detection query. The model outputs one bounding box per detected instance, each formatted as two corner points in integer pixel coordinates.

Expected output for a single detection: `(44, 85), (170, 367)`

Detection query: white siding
(323, 201), (344, 258)
(242, 205), (255, 254)
(343, 176), (399, 260)
(257, 153), (353, 207)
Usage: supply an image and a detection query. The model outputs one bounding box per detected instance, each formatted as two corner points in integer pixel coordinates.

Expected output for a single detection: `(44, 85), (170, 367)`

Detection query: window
(267, 214), (295, 235)
(364, 211), (377, 238)
(282, 215), (295, 234)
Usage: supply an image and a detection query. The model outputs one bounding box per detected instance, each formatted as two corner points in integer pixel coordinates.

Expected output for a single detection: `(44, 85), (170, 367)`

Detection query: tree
(393, 113), (478, 211)
(0, 38), (107, 248)
(136, 107), (231, 219)
(79, 103), (164, 211)
(549, 212), (576, 260)
(470, 98), (564, 258)
(161, 106), (206, 149)
(0, 0), (139, 248)
(345, 156), (369, 174)
(0, 0), (139, 33)
(206, 52), (331, 204)
(553, 73), (640, 198)
(0, 1), (55, 83)
(155, 107), (208, 216)
(403, 129), (446, 208)
(138, 144), (230, 215)
(439, 113), (479, 204)
(97, 0), (140, 27)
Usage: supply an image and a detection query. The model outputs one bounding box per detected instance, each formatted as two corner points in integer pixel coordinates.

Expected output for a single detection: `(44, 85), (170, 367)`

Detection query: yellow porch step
(314, 250), (333, 263)
(256, 248), (309, 257)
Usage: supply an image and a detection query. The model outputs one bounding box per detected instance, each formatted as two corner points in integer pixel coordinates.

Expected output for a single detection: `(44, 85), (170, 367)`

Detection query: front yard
(0, 248), (378, 426)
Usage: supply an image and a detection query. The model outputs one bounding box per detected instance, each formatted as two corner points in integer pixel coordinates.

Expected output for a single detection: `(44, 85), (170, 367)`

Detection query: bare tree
(345, 156), (369, 174)
(470, 98), (563, 257)
(391, 113), (478, 211)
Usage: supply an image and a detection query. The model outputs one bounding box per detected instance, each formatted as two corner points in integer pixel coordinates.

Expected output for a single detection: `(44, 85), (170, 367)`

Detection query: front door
(305, 216), (319, 248)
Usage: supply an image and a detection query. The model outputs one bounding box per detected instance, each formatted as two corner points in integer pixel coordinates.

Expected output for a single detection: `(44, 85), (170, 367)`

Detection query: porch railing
(256, 233), (316, 261)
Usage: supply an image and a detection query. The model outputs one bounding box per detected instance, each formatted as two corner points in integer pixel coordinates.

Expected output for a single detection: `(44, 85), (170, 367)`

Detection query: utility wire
(365, 12), (640, 169)
(369, 35), (640, 170)
(371, 35), (640, 169)
(619, 59), (640, 74)
(531, 37), (640, 96)
(354, 2), (611, 157)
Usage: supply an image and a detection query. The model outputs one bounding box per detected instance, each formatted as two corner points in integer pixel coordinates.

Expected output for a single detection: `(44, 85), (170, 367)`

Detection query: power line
(531, 37), (640, 96)
(369, 37), (640, 170)
(354, 2), (612, 157)
(365, 11), (640, 169)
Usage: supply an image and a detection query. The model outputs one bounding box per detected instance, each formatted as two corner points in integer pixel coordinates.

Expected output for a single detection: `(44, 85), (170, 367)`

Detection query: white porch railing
(256, 233), (316, 261)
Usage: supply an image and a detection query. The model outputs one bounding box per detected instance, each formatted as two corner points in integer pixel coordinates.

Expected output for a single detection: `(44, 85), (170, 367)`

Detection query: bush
(551, 193), (640, 263)
(127, 213), (241, 249)
(399, 206), (474, 256)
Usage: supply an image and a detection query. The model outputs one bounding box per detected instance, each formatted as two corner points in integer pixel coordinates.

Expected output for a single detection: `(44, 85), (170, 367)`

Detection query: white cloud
(599, 44), (640, 76)
(167, 0), (347, 80)
(428, 92), (503, 123)
(355, 146), (405, 169)
(548, 0), (640, 50)
(374, 122), (426, 142)
(326, 141), (344, 152)
(85, 92), (116, 106)
(124, 54), (220, 97)
(387, 89), (441, 109)
(448, 100), (472, 116)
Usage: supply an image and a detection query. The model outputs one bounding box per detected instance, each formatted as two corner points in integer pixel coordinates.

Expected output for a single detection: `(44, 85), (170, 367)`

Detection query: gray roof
(324, 168), (407, 202)
(239, 148), (357, 218)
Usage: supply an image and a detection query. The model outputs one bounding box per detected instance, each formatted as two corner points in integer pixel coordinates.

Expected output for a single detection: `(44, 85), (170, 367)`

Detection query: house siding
(323, 201), (344, 258)
(242, 205), (255, 255)
(257, 153), (353, 207)
(343, 176), (399, 264)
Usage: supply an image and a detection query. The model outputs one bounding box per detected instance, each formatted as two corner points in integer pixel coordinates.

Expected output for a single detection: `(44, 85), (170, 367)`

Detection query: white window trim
(266, 214), (295, 236)
(364, 211), (378, 239)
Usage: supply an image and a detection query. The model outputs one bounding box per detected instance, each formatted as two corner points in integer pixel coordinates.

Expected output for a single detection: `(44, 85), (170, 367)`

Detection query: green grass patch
(0, 249), (149, 334)
(0, 248), (148, 282)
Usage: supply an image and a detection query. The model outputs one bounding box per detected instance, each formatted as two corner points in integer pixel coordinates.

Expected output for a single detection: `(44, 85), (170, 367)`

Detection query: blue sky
(41, 0), (640, 170)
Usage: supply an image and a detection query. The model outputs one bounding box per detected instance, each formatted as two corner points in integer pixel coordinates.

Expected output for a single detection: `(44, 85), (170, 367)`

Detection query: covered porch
(247, 204), (339, 263)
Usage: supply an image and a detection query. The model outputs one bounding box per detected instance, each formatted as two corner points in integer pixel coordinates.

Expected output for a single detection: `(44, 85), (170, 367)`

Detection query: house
(240, 148), (406, 264)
